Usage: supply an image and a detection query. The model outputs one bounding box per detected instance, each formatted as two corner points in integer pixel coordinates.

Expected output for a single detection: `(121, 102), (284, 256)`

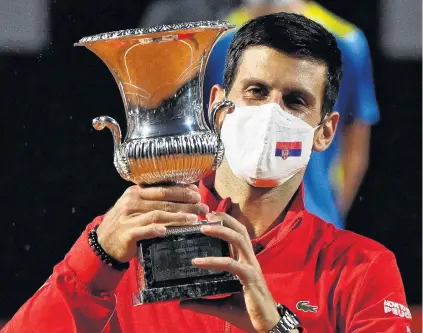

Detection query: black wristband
(88, 225), (130, 271)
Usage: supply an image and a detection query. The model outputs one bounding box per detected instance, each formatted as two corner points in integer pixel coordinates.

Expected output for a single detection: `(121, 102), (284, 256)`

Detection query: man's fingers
(185, 183), (200, 193)
(127, 209), (199, 241)
(119, 210), (202, 253)
(123, 200), (209, 216)
(200, 225), (254, 262)
(139, 185), (202, 203)
(192, 257), (257, 282)
(154, 200), (209, 215)
(129, 210), (198, 228)
(128, 224), (168, 241)
(206, 212), (251, 242)
(118, 184), (208, 216)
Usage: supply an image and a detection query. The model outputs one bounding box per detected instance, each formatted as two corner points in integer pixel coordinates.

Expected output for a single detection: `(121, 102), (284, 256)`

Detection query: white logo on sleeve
(384, 300), (412, 319)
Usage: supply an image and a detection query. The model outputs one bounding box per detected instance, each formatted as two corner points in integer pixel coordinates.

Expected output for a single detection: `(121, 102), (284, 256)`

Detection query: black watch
(268, 304), (302, 333)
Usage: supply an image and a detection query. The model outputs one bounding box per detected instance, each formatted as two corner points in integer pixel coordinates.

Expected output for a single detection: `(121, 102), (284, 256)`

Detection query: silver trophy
(76, 21), (242, 304)
(75, 21), (235, 185)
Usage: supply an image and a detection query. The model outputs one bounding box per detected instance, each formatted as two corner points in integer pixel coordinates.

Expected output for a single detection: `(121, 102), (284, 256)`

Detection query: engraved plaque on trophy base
(135, 222), (242, 304)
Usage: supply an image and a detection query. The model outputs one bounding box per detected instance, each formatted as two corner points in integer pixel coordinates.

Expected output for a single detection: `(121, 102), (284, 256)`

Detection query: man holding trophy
(2, 12), (411, 333)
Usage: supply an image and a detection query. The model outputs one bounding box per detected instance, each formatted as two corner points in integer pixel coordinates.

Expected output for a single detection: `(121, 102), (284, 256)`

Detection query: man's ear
(313, 111), (340, 152)
(208, 84), (226, 110)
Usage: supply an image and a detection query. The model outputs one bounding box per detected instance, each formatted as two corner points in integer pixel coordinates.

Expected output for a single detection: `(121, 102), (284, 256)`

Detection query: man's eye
(246, 86), (268, 96)
(284, 95), (306, 108)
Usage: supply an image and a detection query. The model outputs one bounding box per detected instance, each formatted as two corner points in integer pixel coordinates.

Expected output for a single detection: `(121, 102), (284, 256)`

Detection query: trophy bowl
(76, 21), (242, 304)
(75, 21), (235, 185)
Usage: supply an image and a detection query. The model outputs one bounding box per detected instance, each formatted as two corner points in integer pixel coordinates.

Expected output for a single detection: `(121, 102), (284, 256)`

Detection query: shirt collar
(199, 174), (306, 252)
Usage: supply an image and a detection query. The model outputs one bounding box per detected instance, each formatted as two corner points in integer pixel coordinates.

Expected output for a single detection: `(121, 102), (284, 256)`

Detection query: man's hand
(180, 212), (281, 333)
(96, 184), (209, 263)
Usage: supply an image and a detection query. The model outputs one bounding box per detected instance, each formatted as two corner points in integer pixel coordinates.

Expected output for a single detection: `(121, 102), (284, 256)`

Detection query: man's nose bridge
(269, 90), (283, 107)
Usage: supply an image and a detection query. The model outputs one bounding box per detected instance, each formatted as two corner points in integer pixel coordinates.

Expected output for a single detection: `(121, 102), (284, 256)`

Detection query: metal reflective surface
(76, 21), (234, 184)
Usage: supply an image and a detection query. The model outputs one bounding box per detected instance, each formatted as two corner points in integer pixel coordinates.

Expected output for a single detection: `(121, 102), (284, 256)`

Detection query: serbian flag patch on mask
(275, 142), (302, 160)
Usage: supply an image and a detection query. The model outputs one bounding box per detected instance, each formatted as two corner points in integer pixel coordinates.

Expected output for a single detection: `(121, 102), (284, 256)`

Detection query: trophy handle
(92, 116), (122, 149)
(92, 116), (132, 181)
(208, 100), (235, 137)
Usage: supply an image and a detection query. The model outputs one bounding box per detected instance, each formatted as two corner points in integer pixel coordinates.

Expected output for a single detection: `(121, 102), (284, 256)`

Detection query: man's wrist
(268, 304), (302, 333)
(67, 219), (126, 293)
(88, 225), (130, 271)
(265, 304), (283, 332)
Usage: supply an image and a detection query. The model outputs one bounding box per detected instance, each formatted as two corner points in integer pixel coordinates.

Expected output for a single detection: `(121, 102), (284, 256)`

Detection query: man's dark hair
(223, 12), (343, 116)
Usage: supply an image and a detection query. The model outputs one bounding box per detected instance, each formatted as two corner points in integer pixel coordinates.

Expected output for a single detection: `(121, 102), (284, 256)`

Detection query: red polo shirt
(2, 179), (412, 333)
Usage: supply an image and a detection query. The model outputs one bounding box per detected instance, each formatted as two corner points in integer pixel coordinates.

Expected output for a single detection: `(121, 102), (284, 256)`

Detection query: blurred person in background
(204, 0), (380, 229)
(138, 0), (237, 27)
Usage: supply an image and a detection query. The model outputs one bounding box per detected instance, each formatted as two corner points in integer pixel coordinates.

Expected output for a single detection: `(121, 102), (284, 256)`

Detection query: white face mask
(220, 102), (319, 187)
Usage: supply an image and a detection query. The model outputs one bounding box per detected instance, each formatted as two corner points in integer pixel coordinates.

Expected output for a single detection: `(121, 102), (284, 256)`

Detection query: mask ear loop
(315, 112), (329, 130)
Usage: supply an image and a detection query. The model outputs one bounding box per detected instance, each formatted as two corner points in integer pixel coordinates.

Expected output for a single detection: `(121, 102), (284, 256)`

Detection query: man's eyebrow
(239, 77), (272, 88)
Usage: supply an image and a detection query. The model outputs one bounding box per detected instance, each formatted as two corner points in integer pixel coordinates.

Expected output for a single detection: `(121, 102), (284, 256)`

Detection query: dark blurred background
(0, 0), (421, 326)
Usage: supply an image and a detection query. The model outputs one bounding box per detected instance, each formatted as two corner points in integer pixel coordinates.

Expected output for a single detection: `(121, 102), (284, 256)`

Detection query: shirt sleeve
(1, 216), (126, 333)
(345, 251), (412, 333)
(343, 30), (380, 125)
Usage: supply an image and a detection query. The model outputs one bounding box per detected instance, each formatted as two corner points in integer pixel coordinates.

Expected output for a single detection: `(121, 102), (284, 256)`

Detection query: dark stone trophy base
(134, 222), (243, 304)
